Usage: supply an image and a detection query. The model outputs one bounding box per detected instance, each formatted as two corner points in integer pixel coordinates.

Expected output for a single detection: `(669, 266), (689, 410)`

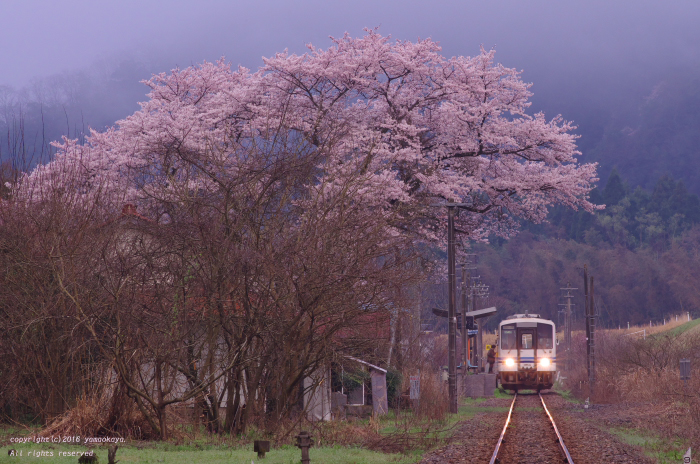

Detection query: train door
(517, 328), (535, 368)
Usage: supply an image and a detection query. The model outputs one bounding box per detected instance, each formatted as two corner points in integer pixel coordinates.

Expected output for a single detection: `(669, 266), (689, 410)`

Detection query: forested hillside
(471, 170), (700, 329)
(526, 169), (700, 250)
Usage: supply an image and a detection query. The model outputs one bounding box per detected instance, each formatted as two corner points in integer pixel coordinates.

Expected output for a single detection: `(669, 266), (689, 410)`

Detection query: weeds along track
(490, 392), (574, 464)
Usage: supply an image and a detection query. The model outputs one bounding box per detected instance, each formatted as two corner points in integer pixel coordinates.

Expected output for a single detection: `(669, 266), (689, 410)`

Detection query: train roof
(500, 314), (554, 323)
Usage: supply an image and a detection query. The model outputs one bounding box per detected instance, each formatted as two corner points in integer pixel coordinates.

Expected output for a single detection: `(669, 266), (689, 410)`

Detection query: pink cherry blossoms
(17, 29), (599, 243)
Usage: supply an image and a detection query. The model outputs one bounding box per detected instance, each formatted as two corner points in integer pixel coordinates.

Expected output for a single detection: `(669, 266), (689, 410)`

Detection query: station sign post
(410, 375), (420, 410)
(681, 358), (691, 387)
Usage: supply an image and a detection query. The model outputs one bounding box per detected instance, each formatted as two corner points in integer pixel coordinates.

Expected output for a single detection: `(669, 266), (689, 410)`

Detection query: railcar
(497, 314), (556, 392)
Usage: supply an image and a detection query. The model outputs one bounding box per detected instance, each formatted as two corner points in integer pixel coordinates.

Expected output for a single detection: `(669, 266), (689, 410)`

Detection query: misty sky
(3, 0), (698, 93)
(2, 0), (700, 173)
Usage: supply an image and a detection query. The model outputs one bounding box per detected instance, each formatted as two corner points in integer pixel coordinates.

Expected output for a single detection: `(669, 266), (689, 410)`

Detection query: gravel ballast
(420, 391), (653, 464)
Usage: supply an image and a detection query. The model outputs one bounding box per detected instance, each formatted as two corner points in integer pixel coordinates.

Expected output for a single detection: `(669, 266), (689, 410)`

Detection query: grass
(0, 442), (419, 464)
(607, 427), (691, 464)
(666, 317), (700, 336)
(552, 385), (582, 404)
(491, 389), (511, 399)
(455, 395), (509, 421)
(602, 313), (693, 338)
(375, 394), (507, 441)
(1, 393), (516, 463)
(0, 422), (423, 464)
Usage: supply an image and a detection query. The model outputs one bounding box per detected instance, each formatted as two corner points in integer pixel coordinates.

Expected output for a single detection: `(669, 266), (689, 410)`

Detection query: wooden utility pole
(584, 265), (590, 379)
(589, 276), (596, 399)
(583, 265), (596, 400)
(465, 281), (489, 371)
(477, 283), (487, 371)
(432, 201), (472, 414)
(470, 281), (478, 367)
(559, 283), (577, 371)
(447, 205), (458, 414)
(461, 265), (468, 374)
(461, 256), (476, 373)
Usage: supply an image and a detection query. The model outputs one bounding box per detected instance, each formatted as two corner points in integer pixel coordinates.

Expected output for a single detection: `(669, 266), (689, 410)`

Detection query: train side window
(537, 323), (553, 349)
(501, 325), (516, 350)
(521, 333), (533, 349)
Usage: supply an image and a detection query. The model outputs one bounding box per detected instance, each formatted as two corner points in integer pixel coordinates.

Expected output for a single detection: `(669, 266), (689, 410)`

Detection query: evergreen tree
(602, 168), (626, 206)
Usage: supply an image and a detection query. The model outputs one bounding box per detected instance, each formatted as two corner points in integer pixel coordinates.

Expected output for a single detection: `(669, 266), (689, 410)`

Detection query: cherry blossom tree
(6, 29), (599, 437)
(257, 29), (599, 240)
(17, 28), (598, 242)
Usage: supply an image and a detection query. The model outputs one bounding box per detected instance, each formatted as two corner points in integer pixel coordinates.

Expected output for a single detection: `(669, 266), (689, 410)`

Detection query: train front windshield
(537, 323), (553, 349)
(501, 325), (516, 350)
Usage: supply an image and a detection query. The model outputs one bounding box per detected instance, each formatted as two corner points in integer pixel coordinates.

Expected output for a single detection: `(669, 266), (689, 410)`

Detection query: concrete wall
(463, 373), (497, 397)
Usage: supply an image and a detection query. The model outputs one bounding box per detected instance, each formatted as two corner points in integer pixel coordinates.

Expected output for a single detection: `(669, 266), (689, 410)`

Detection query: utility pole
(589, 275), (596, 400)
(447, 205), (458, 414)
(584, 265), (590, 380)
(432, 200), (473, 414)
(472, 282), (489, 371)
(469, 278), (479, 367)
(461, 265), (468, 373)
(559, 282), (577, 372)
(583, 265), (596, 400)
(471, 283), (477, 367)
(461, 255), (476, 374)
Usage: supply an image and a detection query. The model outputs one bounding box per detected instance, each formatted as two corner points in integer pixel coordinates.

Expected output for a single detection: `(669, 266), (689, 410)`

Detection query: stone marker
(254, 440), (270, 458)
(295, 431), (313, 464)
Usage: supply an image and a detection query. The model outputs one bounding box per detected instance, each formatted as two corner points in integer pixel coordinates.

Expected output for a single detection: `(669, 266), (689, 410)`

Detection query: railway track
(489, 392), (574, 464)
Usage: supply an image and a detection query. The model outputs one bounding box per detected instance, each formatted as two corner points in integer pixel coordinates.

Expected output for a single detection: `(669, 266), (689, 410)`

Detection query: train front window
(501, 325), (516, 350)
(521, 333), (533, 349)
(537, 323), (553, 349)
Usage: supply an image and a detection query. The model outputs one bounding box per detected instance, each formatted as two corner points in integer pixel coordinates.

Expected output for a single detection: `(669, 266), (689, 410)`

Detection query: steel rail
(539, 392), (575, 464)
(488, 392), (517, 464)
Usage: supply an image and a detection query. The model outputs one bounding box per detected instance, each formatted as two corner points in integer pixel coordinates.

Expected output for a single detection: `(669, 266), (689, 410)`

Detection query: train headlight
(505, 358), (515, 367)
(540, 357), (551, 367)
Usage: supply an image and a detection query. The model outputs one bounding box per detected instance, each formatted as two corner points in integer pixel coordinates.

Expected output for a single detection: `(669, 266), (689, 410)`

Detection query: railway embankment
(558, 315), (700, 462)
